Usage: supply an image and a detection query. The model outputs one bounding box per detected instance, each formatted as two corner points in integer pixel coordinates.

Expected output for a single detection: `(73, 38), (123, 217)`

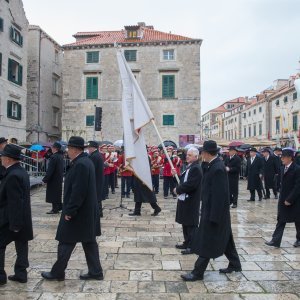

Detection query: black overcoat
(175, 162), (202, 226)
(133, 176), (157, 204)
(263, 155), (280, 189)
(277, 163), (300, 223)
(191, 157), (231, 258)
(89, 150), (104, 203)
(224, 155), (241, 194)
(0, 163), (33, 242)
(56, 152), (101, 243)
(42, 151), (63, 204)
(245, 156), (264, 190)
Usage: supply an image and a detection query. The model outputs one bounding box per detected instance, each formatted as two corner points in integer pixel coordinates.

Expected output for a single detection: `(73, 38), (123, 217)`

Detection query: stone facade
(0, 0), (28, 142)
(62, 24), (202, 145)
(26, 25), (63, 143)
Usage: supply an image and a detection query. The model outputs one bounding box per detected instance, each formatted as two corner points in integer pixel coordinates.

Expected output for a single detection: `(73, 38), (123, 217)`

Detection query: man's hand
(225, 167), (230, 172)
(65, 215), (71, 221)
(284, 201), (291, 206)
(171, 168), (177, 176)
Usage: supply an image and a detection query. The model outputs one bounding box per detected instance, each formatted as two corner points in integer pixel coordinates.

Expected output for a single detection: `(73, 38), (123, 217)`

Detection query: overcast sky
(22, 0), (300, 114)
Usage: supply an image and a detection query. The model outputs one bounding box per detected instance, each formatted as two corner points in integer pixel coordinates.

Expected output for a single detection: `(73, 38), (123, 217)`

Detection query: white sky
(22, 0), (300, 114)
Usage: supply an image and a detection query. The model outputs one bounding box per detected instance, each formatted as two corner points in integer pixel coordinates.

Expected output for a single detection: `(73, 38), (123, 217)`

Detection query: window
(283, 96), (288, 103)
(259, 123), (262, 135)
(0, 18), (3, 32)
(253, 124), (257, 136)
(7, 100), (21, 120)
(54, 49), (59, 64)
(10, 27), (23, 46)
(86, 115), (94, 126)
(275, 99), (279, 106)
(259, 107), (262, 113)
(244, 127), (246, 138)
(86, 51), (99, 63)
(254, 109), (256, 115)
(293, 92), (298, 100)
(52, 76), (60, 95)
(0, 53), (2, 76)
(162, 75), (175, 98)
(86, 77), (98, 99)
(8, 58), (23, 86)
(127, 30), (137, 38)
(124, 50), (137, 62)
(248, 126), (251, 137)
(293, 113), (298, 131)
(243, 113), (246, 118)
(163, 49), (174, 60)
(248, 111), (251, 117)
(275, 118), (280, 133)
(52, 107), (59, 127)
(162, 114), (174, 126)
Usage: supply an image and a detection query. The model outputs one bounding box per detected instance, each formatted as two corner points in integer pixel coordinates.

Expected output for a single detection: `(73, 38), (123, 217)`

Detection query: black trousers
(114, 169), (118, 187)
(103, 175), (109, 199)
(192, 232), (241, 277)
(108, 173), (115, 193)
(163, 176), (175, 197)
(134, 201), (160, 214)
(52, 202), (62, 212)
(0, 229), (29, 282)
(51, 240), (103, 278)
(182, 225), (196, 248)
(152, 174), (159, 193)
(250, 189), (262, 200)
(121, 176), (132, 196)
(265, 188), (277, 198)
(272, 221), (300, 245)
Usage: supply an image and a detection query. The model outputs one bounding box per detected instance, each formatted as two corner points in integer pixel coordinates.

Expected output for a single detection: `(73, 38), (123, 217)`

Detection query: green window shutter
(9, 26), (13, 40)
(124, 50), (137, 62)
(86, 77), (98, 99)
(162, 75), (175, 98)
(20, 35), (23, 46)
(163, 115), (174, 126)
(86, 52), (93, 63)
(86, 115), (94, 126)
(0, 18), (3, 32)
(0, 53), (2, 76)
(87, 51), (99, 63)
(18, 64), (23, 85)
(17, 103), (22, 120)
(8, 58), (13, 81)
(7, 100), (12, 118)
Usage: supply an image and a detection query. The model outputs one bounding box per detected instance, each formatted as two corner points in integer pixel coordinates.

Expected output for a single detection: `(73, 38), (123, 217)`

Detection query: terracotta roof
(64, 27), (199, 47)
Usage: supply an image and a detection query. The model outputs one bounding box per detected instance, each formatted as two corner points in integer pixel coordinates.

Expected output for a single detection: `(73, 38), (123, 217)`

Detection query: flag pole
(151, 119), (180, 184)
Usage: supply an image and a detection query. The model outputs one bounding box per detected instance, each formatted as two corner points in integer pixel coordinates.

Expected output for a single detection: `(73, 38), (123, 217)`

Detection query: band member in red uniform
(172, 149), (181, 187)
(163, 146), (177, 199)
(118, 151), (133, 198)
(107, 145), (116, 195)
(151, 148), (162, 194)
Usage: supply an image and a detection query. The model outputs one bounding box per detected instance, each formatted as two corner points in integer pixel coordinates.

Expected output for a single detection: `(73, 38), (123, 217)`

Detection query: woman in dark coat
(0, 144), (33, 284)
(266, 149), (300, 248)
(181, 140), (241, 282)
(42, 142), (64, 214)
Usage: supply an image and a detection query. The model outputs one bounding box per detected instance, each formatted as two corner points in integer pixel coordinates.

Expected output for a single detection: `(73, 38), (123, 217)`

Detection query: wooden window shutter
(17, 103), (22, 120)
(8, 58), (13, 81)
(18, 64), (23, 85)
(7, 100), (12, 117)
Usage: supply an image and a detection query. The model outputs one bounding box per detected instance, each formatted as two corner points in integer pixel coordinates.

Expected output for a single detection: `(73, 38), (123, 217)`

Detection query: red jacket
(151, 154), (162, 175)
(118, 155), (133, 177)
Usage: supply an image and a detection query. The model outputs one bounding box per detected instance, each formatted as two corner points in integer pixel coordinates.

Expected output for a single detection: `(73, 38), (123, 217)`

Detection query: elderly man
(173, 147), (202, 255)
(0, 144), (33, 284)
(265, 148), (300, 248)
(42, 142), (64, 214)
(181, 140), (241, 281)
(42, 136), (103, 281)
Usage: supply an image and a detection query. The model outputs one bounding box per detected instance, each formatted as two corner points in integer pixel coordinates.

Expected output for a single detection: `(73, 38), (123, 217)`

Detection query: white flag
(117, 50), (154, 190)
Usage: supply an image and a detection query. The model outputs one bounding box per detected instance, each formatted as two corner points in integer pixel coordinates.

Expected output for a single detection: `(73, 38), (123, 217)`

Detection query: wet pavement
(1, 180), (300, 299)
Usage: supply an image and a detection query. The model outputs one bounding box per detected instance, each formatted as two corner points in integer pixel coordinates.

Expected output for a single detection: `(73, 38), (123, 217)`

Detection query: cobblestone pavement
(1, 180), (300, 299)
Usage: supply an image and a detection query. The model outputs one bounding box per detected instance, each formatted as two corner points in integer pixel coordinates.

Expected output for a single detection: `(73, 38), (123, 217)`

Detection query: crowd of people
(0, 135), (299, 285)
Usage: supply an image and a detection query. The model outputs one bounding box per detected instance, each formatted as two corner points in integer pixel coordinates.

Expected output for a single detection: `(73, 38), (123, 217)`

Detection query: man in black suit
(173, 147), (202, 255)
(42, 142), (64, 214)
(225, 147), (241, 208)
(261, 148), (280, 199)
(41, 136), (103, 281)
(87, 141), (104, 218)
(273, 147), (282, 194)
(181, 141), (241, 281)
(0, 137), (8, 180)
(265, 148), (300, 248)
(245, 147), (263, 201)
(0, 144), (33, 285)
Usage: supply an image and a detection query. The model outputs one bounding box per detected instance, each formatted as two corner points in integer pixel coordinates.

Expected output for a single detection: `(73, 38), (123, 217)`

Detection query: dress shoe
(219, 267), (242, 274)
(99, 212), (103, 218)
(263, 196), (270, 200)
(181, 248), (192, 255)
(274, 195), (278, 199)
(247, 199), (255, 202)
(79, 273), (104, 280)
(259, 198), (263, 201)
(164, 196), (168, 199)
(46, 210), (59, 214)
(8, 275), (27, 283)
(175, 244), (187, 250)
(0, 278), (7, 285)
(128, 212), (141, 216)
(181, 273), (203, 281)
(151, 207), (161, 216)
(231, 204), (237, 208)
(41, 271), (65, 281)
(265, 240), (280, 248)
(293, 240), (300, 247)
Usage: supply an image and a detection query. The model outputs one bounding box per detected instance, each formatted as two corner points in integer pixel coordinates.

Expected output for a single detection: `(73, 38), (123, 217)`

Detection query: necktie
(284, 166), (288, 174)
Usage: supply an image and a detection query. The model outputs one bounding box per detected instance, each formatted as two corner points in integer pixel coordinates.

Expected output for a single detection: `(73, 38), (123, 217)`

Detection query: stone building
(61, 23), (202, 145)
(26, 25), (63, 143)
(0, 0), (28, 142)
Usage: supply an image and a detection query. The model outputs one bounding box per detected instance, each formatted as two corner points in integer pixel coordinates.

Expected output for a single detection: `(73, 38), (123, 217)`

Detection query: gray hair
(187, 147), (199, 158)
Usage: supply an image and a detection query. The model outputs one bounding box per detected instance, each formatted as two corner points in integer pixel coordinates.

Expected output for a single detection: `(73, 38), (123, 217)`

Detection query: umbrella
(39, 141), (53, 148)
(99, 141), (113, 146)
(113, 140), (123, 148)
(229, 141), (244, 147)
(158, 140), (177, 149)
(184, 144), (202, 150)
(29, 144), (44, 151)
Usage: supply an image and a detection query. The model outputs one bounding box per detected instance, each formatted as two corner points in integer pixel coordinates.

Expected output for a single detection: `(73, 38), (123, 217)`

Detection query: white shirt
(178, 167), (191, 201)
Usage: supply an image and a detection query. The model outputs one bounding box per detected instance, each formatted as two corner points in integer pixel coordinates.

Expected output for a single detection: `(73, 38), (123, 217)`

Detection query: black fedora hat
(274, 147), (282, 152)
(228, 146), (238, 151)
(202, 140), (218, 152)
(67, 136), (85, 149)
(0, 144), (22, 160)
(0, 137), (8, 144)
(87, 141), (99, 148)
(249, 147), (257, 153)
(281, 148), (295, 157)
(261, 147), (271, 153)
(52, 141), (62, 150)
